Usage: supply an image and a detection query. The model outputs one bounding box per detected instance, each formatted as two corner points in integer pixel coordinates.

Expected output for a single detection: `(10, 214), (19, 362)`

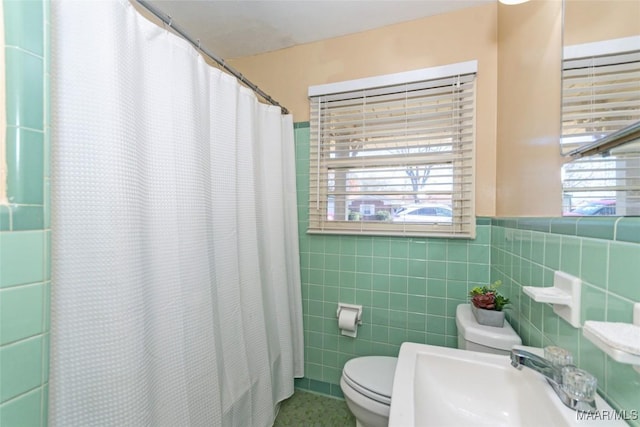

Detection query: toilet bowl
(340, 356), (397, 427)
(456, 303), (522, 355)
(340, 304), (520, 426)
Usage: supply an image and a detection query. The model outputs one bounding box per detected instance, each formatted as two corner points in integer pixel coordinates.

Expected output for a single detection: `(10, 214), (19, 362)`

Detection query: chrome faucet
(510, 348), (597, 413)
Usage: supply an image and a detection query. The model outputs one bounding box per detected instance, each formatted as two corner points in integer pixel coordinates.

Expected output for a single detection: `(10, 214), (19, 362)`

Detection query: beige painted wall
(492, 0), (639, 217)
(229, 0), (635, 217)
(230, 3), (499, 216)
(495, 0), (563, 216)
(564, 0), (640, 46)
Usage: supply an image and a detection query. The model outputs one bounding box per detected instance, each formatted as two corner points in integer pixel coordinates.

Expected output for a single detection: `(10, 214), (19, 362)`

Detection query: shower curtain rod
(135, 0), (289, 115)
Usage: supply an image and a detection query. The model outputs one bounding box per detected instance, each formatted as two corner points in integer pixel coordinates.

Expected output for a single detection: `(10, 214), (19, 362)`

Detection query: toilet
(340, 356), (396, 427)
(340, 303), (522, 427)
(456, 303), (522, 355)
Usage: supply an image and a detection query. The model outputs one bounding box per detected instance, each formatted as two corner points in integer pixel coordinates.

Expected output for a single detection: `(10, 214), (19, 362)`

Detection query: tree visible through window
(308, 62), (477, 238)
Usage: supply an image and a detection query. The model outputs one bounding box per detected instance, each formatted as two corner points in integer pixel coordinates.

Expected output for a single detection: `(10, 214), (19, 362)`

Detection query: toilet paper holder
(337, 303), (363, 325)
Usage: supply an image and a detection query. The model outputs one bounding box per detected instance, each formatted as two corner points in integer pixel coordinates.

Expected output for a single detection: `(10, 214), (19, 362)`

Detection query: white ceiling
(146, 1), (494, 59)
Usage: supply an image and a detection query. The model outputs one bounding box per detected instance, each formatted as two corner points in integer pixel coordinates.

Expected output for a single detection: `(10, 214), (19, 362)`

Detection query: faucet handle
(544, 346), (573, 367)
(561, 366), (597, 401)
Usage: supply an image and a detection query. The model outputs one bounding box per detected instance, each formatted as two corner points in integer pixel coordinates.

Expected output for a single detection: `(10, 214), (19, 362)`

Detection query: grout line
(0, 329), (47, 348)
(0, 384), (45, 407)
(612, 216), (624, 241)
(6, 124), (45, 134)
(4, 45), (44, 60)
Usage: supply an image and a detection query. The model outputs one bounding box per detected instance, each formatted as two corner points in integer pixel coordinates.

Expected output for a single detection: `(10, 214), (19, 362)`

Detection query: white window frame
(307, 61), (477, 238)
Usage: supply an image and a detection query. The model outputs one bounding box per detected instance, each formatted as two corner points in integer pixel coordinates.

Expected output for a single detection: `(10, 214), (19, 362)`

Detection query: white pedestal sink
(389, 342), (626, 427)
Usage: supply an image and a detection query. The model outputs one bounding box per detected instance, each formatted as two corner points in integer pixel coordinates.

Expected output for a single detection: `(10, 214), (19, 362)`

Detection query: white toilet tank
(456, 304), (522, 355)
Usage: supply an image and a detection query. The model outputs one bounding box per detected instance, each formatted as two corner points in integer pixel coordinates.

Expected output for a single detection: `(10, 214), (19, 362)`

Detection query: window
(308, 61), (477, 238)
(562, 36), (640, 216)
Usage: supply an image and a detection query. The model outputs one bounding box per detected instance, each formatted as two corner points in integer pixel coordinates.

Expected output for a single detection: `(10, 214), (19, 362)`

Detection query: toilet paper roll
(339, 308), (359, 337)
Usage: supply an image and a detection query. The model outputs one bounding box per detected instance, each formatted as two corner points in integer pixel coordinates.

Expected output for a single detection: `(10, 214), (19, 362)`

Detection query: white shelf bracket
(522, 271), (581, 328)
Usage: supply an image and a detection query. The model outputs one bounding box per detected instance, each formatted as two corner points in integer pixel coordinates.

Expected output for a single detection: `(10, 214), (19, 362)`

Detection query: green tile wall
(0, 7), (632, 422)
(0, 1), (50, 426)
(294, 123), (492, 397)
(491, 218), (640, 425)
(296, 123), (640, 420)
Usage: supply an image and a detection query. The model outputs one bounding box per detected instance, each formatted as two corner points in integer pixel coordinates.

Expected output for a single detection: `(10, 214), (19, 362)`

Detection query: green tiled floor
(274, 390), (355, 426)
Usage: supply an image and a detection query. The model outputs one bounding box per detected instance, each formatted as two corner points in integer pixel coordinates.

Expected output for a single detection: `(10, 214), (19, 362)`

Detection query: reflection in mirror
(561, 0), (640, 216)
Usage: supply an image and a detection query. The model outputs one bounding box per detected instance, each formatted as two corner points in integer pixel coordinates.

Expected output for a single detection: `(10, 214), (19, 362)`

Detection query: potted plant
(469, 280), (510, 327)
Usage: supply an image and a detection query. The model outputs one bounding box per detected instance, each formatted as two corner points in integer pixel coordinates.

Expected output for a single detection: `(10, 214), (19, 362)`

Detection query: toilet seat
(342, 356), (396, 405)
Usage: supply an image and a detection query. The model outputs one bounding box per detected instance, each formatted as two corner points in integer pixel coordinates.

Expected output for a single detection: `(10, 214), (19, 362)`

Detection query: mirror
(561, 0), (640, 216)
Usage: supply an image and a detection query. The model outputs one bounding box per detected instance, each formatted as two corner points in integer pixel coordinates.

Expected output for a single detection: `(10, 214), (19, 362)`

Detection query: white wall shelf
(582, 303), (640, 373)
(522, 287), (572, 305)
(522, 271), (581, 328)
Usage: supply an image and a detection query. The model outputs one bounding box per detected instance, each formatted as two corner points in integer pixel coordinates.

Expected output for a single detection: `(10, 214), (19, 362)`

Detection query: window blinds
(562, 45), (640, 215)
(308, 70), (476, 238)
(562, 50), (640, 154)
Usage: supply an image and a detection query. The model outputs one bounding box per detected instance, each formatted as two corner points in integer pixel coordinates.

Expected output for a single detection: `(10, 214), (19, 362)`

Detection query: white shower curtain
(49, 1), (303, 425)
